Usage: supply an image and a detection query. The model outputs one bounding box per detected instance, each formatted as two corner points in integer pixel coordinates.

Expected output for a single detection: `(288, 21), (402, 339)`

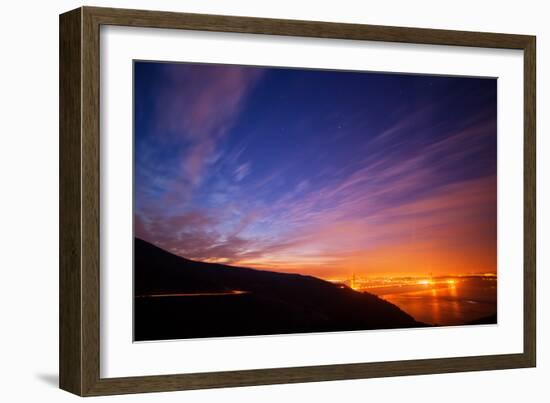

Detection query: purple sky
(134, 62), (497, 278)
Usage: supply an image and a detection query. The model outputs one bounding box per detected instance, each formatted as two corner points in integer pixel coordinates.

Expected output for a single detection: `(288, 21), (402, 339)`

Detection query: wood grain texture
(80, 6), (102, 396)
(59, 6), (537, 396)
(86, 6), (532, 49)
(59, 7), (82, 396)
(523, 38), (536, 367)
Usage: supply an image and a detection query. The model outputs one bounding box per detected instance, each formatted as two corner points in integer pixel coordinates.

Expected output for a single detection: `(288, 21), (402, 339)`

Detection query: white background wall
(0, 0), (546, 401)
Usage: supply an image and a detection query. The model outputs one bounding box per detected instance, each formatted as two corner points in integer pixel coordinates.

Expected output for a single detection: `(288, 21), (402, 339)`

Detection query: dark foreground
(134, 238), (424, 341)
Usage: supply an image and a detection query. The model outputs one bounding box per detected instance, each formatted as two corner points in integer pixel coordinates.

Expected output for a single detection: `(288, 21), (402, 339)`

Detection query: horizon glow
(134, 61), (497, 279)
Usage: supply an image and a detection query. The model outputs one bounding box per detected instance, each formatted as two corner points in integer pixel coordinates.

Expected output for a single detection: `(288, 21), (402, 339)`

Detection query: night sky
(134, 61), (497, 278)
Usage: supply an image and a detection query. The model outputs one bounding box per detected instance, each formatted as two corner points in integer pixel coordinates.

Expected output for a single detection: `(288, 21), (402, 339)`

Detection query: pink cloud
(135, 83), (496, 278)
(154, 65), (264, 185)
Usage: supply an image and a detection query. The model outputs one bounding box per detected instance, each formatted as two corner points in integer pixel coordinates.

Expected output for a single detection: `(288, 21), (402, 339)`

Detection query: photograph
(132, 61), (498, 342)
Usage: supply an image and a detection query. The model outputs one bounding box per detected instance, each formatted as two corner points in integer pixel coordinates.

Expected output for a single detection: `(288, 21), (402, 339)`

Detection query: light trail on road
(136, 290), (249, 298)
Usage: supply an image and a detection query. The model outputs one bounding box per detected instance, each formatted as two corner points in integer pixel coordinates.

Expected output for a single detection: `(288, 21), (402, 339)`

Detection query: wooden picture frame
(59, 6), (536, 396)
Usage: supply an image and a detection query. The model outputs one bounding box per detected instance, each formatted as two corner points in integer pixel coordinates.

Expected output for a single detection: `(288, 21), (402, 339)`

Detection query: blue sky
(134, 61), (497, 278)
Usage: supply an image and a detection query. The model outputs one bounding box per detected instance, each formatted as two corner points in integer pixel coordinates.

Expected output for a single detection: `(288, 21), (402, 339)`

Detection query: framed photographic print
(59, 6), (536, 396)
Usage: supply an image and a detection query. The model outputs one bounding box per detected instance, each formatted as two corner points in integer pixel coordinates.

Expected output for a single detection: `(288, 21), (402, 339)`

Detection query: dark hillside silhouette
(134, 238), (425, 341)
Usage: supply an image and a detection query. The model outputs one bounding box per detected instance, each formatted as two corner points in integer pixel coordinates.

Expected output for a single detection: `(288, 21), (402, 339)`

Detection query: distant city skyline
(134, 61), (497, 279)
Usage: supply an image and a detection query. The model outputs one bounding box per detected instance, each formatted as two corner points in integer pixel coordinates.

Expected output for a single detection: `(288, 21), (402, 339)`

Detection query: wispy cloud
(135, 63), (264, 214)
(134, 64), (496, 278)
(234, 162), (251, 182)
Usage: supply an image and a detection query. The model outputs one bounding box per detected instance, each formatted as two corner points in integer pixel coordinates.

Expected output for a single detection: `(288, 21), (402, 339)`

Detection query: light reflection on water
(369, 277), (496, 326)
